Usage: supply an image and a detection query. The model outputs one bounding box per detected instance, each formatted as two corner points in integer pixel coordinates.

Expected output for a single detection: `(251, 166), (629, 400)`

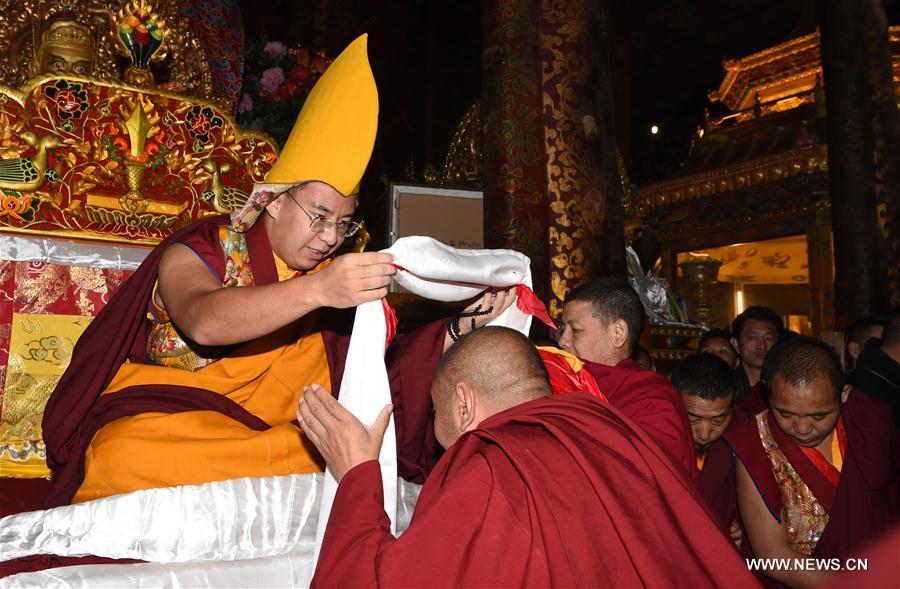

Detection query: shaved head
(435, 327), (551, 409)
(762, 336), (845, 400)
(763, 336), (849, 448)
(432, 327), (551, 448)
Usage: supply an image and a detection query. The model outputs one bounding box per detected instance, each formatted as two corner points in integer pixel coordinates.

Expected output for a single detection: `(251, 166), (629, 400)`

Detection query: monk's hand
(309, 252), (396, 309)
(728, 518), (743, 549)
(296, 383), (393, 482)
(461, 287), (517, 334)
(443, 287), (517, 351)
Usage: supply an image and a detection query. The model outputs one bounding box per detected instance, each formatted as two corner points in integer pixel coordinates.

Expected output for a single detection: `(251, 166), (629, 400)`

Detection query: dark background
(238, 0), (899, 241)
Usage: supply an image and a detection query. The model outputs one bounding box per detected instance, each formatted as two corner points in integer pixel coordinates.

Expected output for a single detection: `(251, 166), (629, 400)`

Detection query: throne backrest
(1, 75), (277, 244)
(0, 75), (277, 478)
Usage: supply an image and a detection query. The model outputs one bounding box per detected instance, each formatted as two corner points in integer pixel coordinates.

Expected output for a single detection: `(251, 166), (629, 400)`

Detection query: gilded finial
(126, 102), (150, 159)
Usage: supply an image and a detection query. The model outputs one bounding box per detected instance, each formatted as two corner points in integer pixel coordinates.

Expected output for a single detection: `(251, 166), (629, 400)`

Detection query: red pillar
(482, 0), (625, 319)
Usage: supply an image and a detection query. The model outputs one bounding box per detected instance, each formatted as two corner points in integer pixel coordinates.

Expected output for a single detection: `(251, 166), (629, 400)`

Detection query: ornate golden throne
(0, 1), (278, 478)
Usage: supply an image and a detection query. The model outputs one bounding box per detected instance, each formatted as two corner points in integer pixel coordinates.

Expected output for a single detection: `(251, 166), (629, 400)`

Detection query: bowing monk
(301, 327), (760, 588)
(556, 277), (695, 474)
(727, 337), (899, 588)
(40, 35), (511, 507)
(672, 353), (743, 547)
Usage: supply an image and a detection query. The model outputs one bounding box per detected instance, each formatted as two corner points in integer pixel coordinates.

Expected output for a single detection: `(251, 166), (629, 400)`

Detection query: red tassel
(382, 298), (398, 351)
(516, 284), (556, 330)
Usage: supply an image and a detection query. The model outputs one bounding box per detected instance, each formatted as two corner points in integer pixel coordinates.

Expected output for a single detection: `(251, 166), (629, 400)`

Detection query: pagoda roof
(638, 27), (899, 210)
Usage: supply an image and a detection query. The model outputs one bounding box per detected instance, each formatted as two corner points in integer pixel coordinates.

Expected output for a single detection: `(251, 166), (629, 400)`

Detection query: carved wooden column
(862, 1), (900, 308)
(482, 0), (623, 318)
(481, 0), (550, 303)
(806, 215), (836, 338)
(540, 0), (624, 317)
(817, 0), (891, 322)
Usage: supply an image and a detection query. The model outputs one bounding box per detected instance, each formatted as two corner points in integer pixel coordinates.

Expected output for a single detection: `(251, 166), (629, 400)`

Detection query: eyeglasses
(285, 191), (360, 238)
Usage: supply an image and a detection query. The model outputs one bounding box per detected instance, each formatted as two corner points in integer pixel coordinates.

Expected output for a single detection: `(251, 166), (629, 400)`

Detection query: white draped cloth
(0, 236), (534, 588)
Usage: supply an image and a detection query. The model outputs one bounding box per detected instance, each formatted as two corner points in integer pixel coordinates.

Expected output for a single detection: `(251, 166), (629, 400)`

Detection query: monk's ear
(612, 319), (629, 349)
(265, 193), (286, 220)
(456, 381), (477, 432)
(839, 384), (851, 405)
(730, 336), (740, 352)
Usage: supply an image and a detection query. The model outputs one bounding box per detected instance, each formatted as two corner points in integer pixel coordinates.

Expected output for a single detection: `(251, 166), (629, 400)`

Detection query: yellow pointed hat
(232, 34), (378, 231)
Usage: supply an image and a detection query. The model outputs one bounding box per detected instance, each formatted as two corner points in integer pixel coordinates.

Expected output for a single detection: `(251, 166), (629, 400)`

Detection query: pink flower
(259, 67), (285, 95)
(251, 190), (274, 208)
(264, 41), (288, 58)
(238, 93), (253, 113)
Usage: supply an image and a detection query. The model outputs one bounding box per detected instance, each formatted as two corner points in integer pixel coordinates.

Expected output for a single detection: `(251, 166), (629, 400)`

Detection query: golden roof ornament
(440, 101), (482, 186)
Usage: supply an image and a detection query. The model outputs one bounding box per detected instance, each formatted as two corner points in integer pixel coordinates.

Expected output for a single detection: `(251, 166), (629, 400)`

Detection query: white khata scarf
(0, 237), (548, 588)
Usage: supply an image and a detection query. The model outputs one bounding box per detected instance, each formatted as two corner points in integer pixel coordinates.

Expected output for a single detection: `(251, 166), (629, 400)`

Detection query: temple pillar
(482, 0), (624, 319)
(863, 1), (900, 308)
(817, 0), (892, 323)
(481, 0), (550, 303)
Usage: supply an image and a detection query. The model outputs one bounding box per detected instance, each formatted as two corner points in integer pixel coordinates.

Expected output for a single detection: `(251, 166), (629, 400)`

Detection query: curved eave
(638, 146), (827, 209)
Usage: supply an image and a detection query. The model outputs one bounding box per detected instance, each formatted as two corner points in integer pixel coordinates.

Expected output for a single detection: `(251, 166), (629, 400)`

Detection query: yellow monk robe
(74, 315), (330, 503)
(75, 254), (324, 503)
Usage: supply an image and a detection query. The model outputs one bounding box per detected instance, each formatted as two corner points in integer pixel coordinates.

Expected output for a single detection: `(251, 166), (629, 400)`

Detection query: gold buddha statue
(28, 14), (97, 78)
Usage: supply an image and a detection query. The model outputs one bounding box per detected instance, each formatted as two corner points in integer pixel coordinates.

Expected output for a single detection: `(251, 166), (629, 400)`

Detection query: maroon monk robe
(40, 215), (445, 508)
(582, 358), (696, 477)
(736, 382), (767, 417)
(312, 393), (760, 589)
(725, 390), (900, 562)
(823, 525), (900, 589)
(698, 437), (741, 532)
(697, 404), (750, 537)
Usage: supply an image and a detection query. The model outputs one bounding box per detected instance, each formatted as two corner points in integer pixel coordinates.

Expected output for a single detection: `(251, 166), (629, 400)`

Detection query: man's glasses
(285, 191), (361, 238)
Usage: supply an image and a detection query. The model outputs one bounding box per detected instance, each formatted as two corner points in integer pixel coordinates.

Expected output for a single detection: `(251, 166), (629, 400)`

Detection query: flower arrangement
(237, 37), (332, 146)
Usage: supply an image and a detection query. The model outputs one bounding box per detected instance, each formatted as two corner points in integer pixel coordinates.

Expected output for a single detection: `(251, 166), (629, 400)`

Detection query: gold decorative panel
(1, 312), (92, 478)
(0, 76), (277, 244)
(0, 0), (218, 104)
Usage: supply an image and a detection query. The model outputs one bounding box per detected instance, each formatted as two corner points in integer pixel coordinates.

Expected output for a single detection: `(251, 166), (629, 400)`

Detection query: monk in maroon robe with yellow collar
(726, 336), (899, 588)
(300, 327), (760, 588)
(673, 352), (745, 548)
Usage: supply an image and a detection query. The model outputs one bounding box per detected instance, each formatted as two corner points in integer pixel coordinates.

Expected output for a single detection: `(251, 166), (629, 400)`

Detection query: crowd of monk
(13, 34), (898, 588)
(302, 289), (900, 588)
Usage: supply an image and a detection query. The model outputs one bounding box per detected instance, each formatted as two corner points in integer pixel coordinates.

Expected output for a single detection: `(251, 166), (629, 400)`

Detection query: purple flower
(264, 41), (288, 58)
(259, 67), (285, 95)
(238, 93), (253, 113)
